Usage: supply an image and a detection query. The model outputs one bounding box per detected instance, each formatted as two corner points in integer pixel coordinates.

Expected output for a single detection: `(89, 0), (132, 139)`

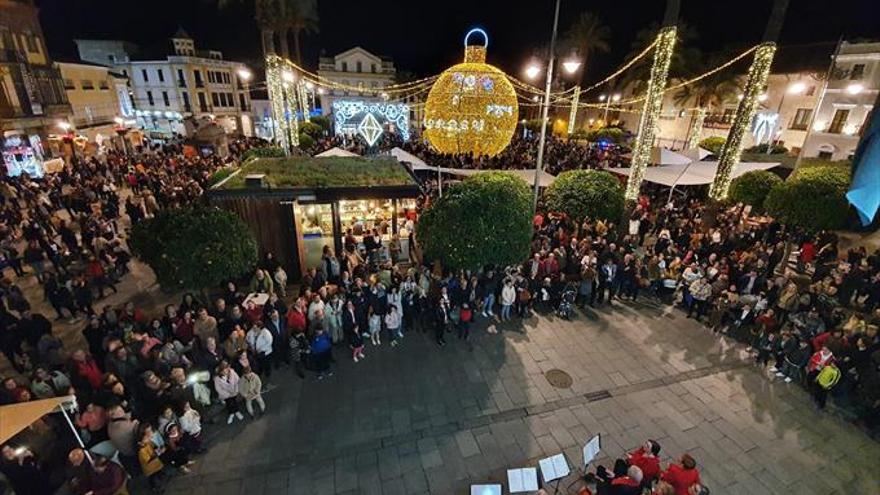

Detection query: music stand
(538, 453), (571, 493)
(507, 467), (539, 493)
(568, 433), (602, 491)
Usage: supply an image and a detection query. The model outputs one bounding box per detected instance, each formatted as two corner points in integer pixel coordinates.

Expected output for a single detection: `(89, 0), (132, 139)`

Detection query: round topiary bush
(764, 166), (852, 231)
(544, 169), (625, 221)
(586, 127), (626, 144)
(699, 136), (726, 155)
(297, 133), (315, 151)
(745, 143), (788, 154)
(417, 172), (532, 270)
(299, 121), (323, 138)
(130, 207), (258, 291)
(310, 115), (332, 132)
(728, 170), (782, 209)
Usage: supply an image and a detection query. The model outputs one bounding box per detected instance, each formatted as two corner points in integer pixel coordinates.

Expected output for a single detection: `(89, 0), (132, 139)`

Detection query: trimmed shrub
(544, 170), (625, 221)
(728, 170), (782, 209)
(699, 136), (726, 155)
(208, 167), (236, 186)
(299, 121), (323, 138)
(586, 127), (626, 144)
(310, 115), (331, 132)
(417, 172), (532, 270)
(745, 143), (788, 154)
(297, 133), (315, 151)
(241, 146), (285, 162)
(130, 207), (258, 291)
(764, 166), (852, 231)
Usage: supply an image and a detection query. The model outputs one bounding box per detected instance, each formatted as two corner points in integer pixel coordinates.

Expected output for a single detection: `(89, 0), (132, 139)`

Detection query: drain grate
(545, 369), (573, 389)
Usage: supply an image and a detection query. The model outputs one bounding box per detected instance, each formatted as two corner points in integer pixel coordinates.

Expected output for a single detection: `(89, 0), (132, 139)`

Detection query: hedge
(586, 127), (626, 144)
(764, 165), (852, 231)
(699, 136), (726, 155)
(728, 170), (782, 209)
(544, 169), (625, 221)
(241, 146), (285, 162)
(417, 172), (532, 270)
(297, 133), (316, 150)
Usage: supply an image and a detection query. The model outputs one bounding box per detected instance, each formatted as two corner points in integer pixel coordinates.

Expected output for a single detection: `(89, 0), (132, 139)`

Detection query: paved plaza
(156, 299), (880, 495)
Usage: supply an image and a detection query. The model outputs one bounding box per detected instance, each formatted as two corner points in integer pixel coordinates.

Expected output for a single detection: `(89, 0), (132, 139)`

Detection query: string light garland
(423, 29), (519, 157)
(685, 107), (707, 149)
(709, 42), (776, 200)
(567, 86), (580, 135)
(579, 38), (659, 95)
(625, 26), (677, 201)
(266, 55), (299, 151)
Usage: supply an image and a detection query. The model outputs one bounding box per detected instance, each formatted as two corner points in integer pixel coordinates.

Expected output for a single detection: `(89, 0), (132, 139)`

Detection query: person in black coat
(17, 310), (52, 348)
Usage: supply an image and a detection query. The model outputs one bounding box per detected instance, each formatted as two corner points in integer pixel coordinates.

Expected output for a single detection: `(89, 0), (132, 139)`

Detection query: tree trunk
(261, 28), (275, 56)
(278, 30), (290, 60)
(293, 29), (303, 65)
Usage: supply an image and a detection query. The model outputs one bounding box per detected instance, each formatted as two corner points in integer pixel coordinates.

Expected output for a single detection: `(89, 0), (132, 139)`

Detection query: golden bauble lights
(423, 29), (518, 157)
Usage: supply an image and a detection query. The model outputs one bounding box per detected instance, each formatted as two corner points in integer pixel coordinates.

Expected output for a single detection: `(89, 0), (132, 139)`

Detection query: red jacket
(661, 464), (700, 495)
(628, 447), (660, 482)
(807, 350), (833, 373)
(74, 358), (103, 390)
(287, 309), (307, 334)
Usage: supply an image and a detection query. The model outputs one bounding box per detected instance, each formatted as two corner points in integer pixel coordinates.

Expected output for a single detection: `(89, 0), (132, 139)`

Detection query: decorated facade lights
(625, 24), (677, 201)
(709, 42), (776, 200)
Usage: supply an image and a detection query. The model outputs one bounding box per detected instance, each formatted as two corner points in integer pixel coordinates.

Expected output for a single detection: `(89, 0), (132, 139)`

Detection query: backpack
(816, 364), (841, 390)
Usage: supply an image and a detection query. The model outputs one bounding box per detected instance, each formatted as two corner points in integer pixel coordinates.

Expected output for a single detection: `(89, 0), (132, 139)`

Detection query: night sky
(39, 0), (879, 82)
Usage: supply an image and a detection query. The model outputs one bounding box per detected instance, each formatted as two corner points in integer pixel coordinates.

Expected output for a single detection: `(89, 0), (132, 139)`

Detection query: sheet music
(539, 454), (570, 482)
(582, 434), (602, 467)
(552, 454), (569, 477)
(508, 468), (538, 492)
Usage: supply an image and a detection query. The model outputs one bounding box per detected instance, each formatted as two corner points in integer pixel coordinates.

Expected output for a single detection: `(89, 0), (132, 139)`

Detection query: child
(385, 305), (402, 347)
(137, 424), (167, 490)
(458, 303), (473, 340)
(349, 322), (366, 362)
(239, 366), (266, 417)
(178, 401), (203, 451)
(368, 311), (382, 345)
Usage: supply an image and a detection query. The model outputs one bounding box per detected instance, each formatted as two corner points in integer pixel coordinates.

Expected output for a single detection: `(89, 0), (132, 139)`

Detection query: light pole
(527, 0), (581, 212)
(599, 93), (621, 125)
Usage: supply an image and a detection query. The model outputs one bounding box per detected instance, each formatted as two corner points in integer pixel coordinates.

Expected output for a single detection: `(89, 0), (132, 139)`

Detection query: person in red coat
(286, 303), (307, 336)
(627, 440), (661, 486)
(660, 454), (701, 495)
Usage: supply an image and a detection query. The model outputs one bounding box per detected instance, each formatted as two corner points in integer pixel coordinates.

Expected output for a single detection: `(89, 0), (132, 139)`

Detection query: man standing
(598, 258), (617, 305)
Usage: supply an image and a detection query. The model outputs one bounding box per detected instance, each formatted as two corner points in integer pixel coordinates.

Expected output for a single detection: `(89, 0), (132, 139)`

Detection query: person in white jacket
(500, 279), (517, 321)
(246, 322), (274, 383)
(385, 305), (402, 346)
(213, 361), (244, 424)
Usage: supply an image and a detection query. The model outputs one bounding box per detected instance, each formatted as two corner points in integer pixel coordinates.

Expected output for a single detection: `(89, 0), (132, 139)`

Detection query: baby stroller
(556, 285), (578, 319)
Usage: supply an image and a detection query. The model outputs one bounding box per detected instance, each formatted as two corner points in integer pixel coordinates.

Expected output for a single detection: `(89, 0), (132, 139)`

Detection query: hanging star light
(625, 26), (677, 200)
(710, 42), (776, 200)
(423, 28), (519, 157)
(357, 113), (383, 146)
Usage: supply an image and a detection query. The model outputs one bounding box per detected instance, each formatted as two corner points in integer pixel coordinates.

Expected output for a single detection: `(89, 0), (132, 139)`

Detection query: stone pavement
(161, 299), (880, 495)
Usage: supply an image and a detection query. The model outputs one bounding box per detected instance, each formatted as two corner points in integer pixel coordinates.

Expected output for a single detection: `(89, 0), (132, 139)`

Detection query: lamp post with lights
(598, 93), (621, 125)
(57, 121), (77, 163)
(524, 0), (581, 212)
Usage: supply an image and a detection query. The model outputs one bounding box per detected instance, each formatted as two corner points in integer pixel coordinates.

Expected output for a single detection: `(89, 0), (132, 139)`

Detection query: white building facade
(802, 41), (879, 160)
(75, 30), (253, 139)
(316, 47), (395, 114)
(56, 62), (134, 149)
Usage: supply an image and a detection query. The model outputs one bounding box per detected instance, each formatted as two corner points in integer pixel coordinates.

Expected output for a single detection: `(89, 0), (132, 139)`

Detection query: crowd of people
(1, 126), (878, 495)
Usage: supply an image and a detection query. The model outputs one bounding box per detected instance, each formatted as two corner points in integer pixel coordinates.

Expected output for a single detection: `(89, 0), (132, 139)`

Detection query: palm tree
(278, 0), (319, 64)
(672, 51), (743, 111)
(619, 22), (699, 96)
(561, 12), (611, 86)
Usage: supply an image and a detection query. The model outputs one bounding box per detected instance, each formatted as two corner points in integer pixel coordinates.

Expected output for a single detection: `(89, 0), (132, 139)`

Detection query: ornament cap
(463, 28), (489, 63)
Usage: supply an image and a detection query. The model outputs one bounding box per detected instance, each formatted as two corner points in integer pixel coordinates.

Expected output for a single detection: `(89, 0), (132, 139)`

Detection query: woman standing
(324, 294), (343, 344)
(213, 361), (244, 424)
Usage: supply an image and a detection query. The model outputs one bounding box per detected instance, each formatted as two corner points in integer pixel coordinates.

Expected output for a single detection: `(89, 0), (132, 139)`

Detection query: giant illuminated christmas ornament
(423, 29), (518, 157)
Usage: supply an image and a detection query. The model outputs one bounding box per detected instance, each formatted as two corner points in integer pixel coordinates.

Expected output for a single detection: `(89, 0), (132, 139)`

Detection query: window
(80, 79), (94, 90)
(371, 64), (377, 73)
(63, 78), (76, 90)
(790, 108), (812, 130)
(157, 69), (165, 83)
(23, 31), (37, 52)
(223, 72), (230, 84)
(162, 91), (169, 106)
(239, 93), (247, 110)
(108, 54), (115, 63)
(198, 92), (208, 112)
(212, 92), (220, 107)
(141, 69), (149, 82)
(194, 70), (203, 87)
(818, 150), (833, 160)
(341, 62), (348, 72)
(177, 69), (186, 87)
(146, 90), (154, 106)
(227, 92), (233, 106)
(850, 64), (865, 80)
(805, 85), (815, 96)
(356, 61), (362, 72)
(182, 92), (191, 112)
(99, 79), (109, 90)
(828, 109), (849, 134)
(207, 71), (214, 84)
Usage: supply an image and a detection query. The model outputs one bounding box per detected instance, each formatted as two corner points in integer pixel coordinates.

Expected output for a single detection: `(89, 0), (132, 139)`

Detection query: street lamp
(846, 83), (864, 95)
(600, 93), (620, 124)
(525, 64), (541, 80)
(788, 81), (806, 95)
(237, 68), (252, 82)
(562, 58), (581, 74)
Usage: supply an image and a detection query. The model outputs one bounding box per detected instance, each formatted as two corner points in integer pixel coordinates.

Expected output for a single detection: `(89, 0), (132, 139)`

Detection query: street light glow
(598, 94), (606, 102)
(758, 93), (769, 102)
(525, 65), (541, 80)
(305, 81), (314, 90)
(57, 121), (71, 131)
(612, 94), (621, 102)
(282, 70), (295, 83)
(532, 95), (540, 102)
(846, 83), (864, 95)
(237, 68), (252, 81)
(562, 60), (581, 74)
(788, 82), (806, 94)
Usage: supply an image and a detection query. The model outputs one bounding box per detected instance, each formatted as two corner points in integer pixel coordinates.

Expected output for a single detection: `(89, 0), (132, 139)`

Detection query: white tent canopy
(651, 147), (692, 166)
(678, 147), (712, 161)
(389, 147), (429, 169)
(315, 147), (359, 158)
(608, 161), (781, 187)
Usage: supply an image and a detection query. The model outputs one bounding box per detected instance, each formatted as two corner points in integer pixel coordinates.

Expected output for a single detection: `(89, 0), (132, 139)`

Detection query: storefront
(209, 157), (422, 279)
(2, 132), (46, 178)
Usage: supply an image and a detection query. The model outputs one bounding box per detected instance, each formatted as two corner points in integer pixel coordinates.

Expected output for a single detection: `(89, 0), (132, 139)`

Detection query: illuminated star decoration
(357, 113), (383, 147)
(331, 100), (411, 144)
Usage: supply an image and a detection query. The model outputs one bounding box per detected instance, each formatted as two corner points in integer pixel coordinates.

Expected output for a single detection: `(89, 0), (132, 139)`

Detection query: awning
(0, 395), (76, 444)
(389, 147), (429, 169)
(315, 147), (359, 158)
(608, 161), (781, 187)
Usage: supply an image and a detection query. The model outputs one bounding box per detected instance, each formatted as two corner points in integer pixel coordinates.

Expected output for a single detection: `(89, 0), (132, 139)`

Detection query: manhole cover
(545, 369), (573, 388)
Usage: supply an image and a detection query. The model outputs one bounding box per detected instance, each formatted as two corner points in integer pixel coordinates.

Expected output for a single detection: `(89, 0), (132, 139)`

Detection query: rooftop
(216, 156), (417, 190)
